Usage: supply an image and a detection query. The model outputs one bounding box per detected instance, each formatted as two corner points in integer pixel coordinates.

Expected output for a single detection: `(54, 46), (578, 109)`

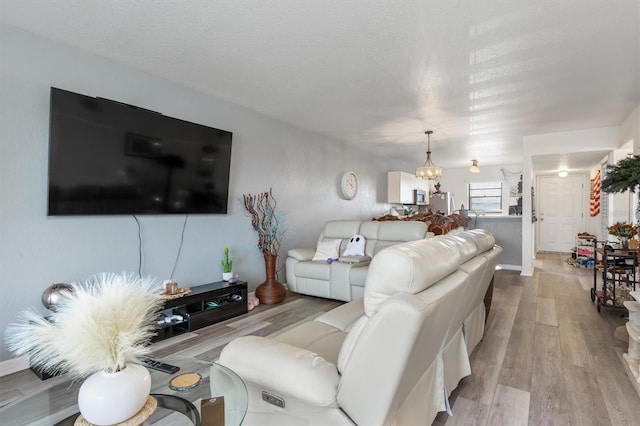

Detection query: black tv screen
(48, 87), (232, 215)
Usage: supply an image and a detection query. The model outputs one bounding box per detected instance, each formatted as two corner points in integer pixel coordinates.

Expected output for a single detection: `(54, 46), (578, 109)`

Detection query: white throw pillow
(343, 234), (366, 256)
(312, 238), (342, 261)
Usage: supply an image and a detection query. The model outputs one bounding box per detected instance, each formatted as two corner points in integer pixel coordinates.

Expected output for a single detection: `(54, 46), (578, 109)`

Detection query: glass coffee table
(0, 357), (247, 426)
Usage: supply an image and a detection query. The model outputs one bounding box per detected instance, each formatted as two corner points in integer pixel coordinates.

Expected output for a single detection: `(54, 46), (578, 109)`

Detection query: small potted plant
(221, 246), (234, 281)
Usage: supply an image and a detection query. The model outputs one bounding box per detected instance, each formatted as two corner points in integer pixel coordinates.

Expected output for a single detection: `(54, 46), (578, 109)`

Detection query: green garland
(601, 155), (640, 194)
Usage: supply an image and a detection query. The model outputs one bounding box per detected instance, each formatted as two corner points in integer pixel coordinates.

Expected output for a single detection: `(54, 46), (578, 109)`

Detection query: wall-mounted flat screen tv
(48, 87), (232, 215)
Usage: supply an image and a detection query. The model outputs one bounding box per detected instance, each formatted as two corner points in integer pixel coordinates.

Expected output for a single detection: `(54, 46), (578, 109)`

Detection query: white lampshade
(416, 130), (442, 180)
(416, 164), (443, 180)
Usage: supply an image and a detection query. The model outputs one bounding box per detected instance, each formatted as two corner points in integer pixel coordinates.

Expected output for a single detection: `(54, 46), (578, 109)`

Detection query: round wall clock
(341, 171), (358, 200)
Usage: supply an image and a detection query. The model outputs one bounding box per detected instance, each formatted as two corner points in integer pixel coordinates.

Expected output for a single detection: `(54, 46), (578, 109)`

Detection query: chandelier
(415, 130), (442, 180)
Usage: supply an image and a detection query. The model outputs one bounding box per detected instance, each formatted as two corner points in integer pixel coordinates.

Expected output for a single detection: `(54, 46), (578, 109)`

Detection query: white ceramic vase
(222, 272), (234, 282)
(78, 363), (151, 425)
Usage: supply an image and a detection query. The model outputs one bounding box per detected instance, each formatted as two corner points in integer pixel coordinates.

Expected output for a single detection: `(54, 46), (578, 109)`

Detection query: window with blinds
(468, 181), (503, 213)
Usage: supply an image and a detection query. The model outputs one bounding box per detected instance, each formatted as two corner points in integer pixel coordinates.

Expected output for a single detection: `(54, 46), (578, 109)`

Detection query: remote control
(142, 359), (180, 374)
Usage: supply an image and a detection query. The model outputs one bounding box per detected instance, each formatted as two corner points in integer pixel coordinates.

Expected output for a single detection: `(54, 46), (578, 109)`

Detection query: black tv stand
(153, 280), (248, 342)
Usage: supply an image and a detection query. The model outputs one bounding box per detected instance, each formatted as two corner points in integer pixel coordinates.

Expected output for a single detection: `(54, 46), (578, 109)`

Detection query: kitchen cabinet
(475, 215), (522, 268)
(387, 171), (429, 204)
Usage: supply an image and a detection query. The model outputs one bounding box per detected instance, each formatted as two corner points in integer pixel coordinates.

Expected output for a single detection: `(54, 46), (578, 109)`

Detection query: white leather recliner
(286, 220), (433, 302)
(220, 229), (501, 425)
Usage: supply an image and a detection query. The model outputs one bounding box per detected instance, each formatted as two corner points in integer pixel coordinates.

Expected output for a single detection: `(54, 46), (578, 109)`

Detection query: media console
(153, 280), (248, 342)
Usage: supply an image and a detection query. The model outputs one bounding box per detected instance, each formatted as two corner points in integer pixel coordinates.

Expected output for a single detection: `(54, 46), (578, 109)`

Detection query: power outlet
(262, 390), (285, 408)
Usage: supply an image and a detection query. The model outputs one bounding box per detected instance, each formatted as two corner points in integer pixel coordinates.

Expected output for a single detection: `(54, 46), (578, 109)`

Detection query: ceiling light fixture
(470, 159), (480, 173)
(416, 130), (442, 180)
(558, 170), (568, 178)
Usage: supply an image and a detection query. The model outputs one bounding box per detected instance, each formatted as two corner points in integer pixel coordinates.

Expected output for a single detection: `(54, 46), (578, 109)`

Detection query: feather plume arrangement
(5, 272), (164, 379)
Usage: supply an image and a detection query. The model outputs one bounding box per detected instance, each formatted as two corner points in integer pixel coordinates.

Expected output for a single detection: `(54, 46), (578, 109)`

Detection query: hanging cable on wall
(170, 215), (189, 282)
(133, 215), (143, 277)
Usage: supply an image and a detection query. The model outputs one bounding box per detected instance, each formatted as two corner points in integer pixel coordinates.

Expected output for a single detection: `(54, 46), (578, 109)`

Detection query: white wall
(621, 105), (640, 154)
(521, 115), (640, 275)
(521, 126), (621, 275)
(0, 25), (412, 362)
(437, 163), (522, 214)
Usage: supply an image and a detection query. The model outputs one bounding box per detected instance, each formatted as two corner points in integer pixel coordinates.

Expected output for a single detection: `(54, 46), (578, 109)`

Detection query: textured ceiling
(1, 0), (639, 171)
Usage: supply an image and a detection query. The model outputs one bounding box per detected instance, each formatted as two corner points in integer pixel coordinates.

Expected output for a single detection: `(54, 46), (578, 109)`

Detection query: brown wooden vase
(255, 253), (286, 304)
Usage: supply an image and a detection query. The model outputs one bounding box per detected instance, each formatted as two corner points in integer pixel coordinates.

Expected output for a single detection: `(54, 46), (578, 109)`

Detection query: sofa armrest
(219, 336), (340, 407)
(288, 247), (316, 261)
(338, 256), (371, 265)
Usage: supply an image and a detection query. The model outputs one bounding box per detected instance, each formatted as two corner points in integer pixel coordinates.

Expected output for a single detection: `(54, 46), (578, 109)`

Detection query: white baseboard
(498, 264), (523, 272)
(0, 356), (29, 377)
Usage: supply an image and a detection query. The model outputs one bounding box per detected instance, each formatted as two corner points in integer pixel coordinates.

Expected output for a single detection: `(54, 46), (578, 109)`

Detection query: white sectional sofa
(286, 220), (434, 301)
(220, 229), (502, 425)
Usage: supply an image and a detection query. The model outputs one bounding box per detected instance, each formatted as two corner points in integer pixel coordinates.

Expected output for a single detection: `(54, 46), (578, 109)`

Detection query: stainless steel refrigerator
(429, 192), (456, 214)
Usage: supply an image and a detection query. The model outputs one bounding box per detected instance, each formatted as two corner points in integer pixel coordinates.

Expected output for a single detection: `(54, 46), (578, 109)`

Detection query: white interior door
(538, 174), (586, 252)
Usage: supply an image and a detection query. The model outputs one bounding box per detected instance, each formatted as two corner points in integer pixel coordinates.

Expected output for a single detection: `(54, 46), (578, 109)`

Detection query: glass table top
(0, 357), (247, 426)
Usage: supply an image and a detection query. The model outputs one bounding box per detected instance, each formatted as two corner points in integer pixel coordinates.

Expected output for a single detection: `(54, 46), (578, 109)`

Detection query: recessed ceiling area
(532, 151), (613, 175)
(0, 0), (638, 169)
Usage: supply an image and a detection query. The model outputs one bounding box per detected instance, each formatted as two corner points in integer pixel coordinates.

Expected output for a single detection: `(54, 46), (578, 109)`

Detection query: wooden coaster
(74, 395), (157, 425)
(158, 287), (192, 299)
(169, 372), (202, 391)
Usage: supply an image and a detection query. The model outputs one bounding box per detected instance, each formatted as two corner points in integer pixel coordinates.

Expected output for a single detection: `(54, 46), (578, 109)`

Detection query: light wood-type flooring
(2, 252), (640, 425)
(435, 252), (640, 426)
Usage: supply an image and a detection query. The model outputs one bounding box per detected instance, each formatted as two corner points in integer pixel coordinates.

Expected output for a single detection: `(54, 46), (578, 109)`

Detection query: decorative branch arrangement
(242, 188), (285, 256)
(609, 222), (635, 238)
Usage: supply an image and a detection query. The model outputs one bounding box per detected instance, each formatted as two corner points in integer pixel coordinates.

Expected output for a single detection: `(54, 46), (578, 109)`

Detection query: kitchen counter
(476, 214), (522, 219)
(473, 215), (522, 269)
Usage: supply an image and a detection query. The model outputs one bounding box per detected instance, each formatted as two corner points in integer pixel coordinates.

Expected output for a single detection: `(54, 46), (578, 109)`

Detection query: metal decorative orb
(41, 283), (75, 311)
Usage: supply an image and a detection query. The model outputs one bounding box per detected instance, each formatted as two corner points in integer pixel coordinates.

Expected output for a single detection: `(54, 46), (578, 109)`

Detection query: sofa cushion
(439, 234), (478, 263)
(360, 221), (428, 256)
(466, 229), (496, 253)
(287, 247), (316, 261)
(295, 261), (331, 280)
(274, 321), (347, 365)
(322, 220), (362, 239)
(364, 238), (460, 316)
(318, 220), (363, 258)
(312, 238), (342, 261)
(219, 336), (340, 407)
(377, 221), (429, 241)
